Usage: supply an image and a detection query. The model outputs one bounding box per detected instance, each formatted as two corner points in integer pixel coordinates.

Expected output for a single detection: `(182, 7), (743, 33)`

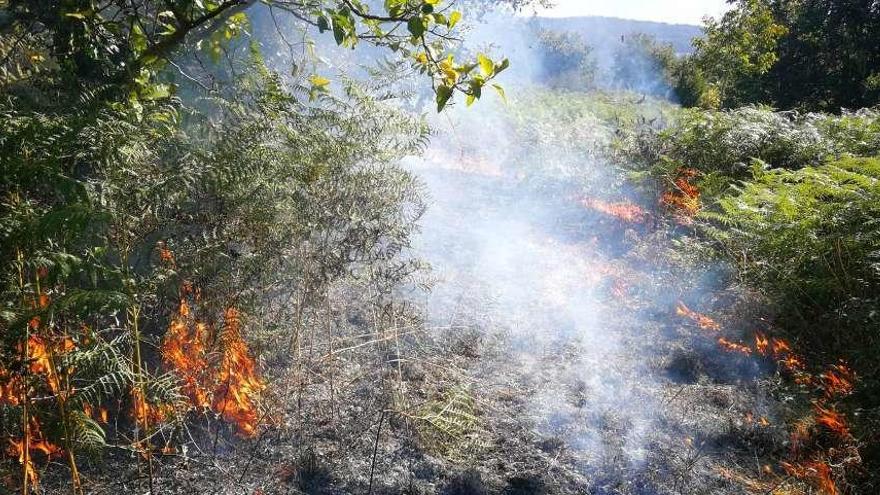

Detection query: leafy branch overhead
(1, 0), (508, 110)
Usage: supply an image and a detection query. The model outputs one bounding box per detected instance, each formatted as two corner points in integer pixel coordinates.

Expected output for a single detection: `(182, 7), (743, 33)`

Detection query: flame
(161, 292), (265, 436)
(131, 387), (173, 429)
(158, 242), (175, 265)
(161, 300), (211, 409)
(8, 418), (62, 487)
(718, 337), (752, 356)
(754, 332), (769, 355)
(675, 301), (720, 331)
(782, 461), (838, 495)
(0, 368), (23, 406)
(814, 405), (850, 438)
(580, 197), (648, 223)
(820, 364), (854, 398)
(212, 307), (265, 437)
(661, 168), (701, 220)
(771, 338), (791, 355)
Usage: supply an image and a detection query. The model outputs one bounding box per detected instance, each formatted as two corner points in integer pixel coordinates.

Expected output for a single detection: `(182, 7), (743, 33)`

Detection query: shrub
(702, 156), (880, 334)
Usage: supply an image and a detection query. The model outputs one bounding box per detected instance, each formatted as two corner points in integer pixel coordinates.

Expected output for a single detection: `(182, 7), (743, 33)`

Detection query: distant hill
(529, 16), (702, 55)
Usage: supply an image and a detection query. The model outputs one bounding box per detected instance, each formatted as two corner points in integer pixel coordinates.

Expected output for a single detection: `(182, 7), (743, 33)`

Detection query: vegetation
(532, 28), (597, 91)
(0, 0), (517, 492)
(674, 0), (880, 111)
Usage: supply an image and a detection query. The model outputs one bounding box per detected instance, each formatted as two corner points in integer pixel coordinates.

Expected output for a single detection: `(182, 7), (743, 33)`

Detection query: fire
(8, 418), (62, 487)
(212, 307), (265, 437)
(0, 368), (23, 406)
(717, 337), (752, 356)
(580, 197), (648, 223)
(158, 242), (175, 264)
(131, 387), (174, 429)
(814, 405), (850, 438)
(820, 364), (854, 398)
(161, 300), (211, 409)
(675, 301), (720, 331)
(16, 334), (75, 395)
(771, 338), (791, 354)
(754, 332), (769, 355)
(782, 461), (838, 495)
(661, 167), (701, 219)
(160, 295), (265, 436)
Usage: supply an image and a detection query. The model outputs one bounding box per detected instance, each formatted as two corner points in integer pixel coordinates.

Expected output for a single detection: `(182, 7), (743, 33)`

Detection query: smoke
(242, 2), (774, 490)
(400, 9), (775, 490)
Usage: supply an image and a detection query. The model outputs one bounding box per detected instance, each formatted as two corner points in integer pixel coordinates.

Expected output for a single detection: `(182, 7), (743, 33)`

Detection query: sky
(522, 0), (731, 26)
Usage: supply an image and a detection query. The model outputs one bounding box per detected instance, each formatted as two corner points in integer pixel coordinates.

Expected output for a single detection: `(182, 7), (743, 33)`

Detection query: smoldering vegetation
(3, 3), (868, 495)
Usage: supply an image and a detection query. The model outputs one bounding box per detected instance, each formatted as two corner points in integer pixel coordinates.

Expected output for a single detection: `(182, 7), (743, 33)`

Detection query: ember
(675, 301), (720, 331)
(717, 337), (752, 355)
(814, 405), (850, 438)
(580, 197), (648, 223)
(660, 168), (701, 219)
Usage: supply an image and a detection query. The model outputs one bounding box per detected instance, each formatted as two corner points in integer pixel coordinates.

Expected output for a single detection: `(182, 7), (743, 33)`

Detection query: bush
(627, 107), (880, 183)
(702, 156), (880, 319)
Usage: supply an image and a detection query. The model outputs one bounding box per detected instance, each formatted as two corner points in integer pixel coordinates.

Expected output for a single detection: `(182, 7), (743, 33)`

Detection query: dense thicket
(675, 0), (880, 111)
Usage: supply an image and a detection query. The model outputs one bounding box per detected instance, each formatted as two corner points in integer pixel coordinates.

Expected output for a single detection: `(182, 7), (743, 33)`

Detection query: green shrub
(702, 156), (880, 325)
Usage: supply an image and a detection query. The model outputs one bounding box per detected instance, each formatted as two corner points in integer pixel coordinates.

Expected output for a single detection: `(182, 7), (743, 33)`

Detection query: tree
(612, 33), (677, 98)
(681, 0), (787, 108)
(675, 0), (880, 111)
(533, 28), (597, 90)
(0, 0), (511, 111)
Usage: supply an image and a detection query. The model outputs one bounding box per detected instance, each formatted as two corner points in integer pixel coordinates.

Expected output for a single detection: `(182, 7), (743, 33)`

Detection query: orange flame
(212, 307), (265, 437)
(782, 461), (838, 495)
(131, 387), (173, 429)
(161, 297), (265, 436)
(675, 301), (720, 331)
(771, 338), (791, 355)
(820, 364), (854, 398)
(754, 332), (769, 355)
(660, 168), (701, 219)
(0, 368), (23, 406)
(161, 300), (211, 409)
(814, 405), (850, 438)
(580, 197), (648, 223)
(8, 418), (62, 487)
(718, 337), (752, 356)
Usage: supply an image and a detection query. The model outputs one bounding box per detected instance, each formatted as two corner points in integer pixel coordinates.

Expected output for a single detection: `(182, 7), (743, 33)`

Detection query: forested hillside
(1, 0), (879, 494)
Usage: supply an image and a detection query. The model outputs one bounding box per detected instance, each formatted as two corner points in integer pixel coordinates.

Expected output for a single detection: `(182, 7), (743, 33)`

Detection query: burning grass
(579, 197), (648, 224)
(660, 168), (701, 221)
(674, 302), (861, 495)
(675, 301), (721, 331)
(160, 289), (265, 437)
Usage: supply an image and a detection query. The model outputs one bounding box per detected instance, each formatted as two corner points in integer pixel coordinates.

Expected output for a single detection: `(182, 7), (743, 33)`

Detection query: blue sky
(522, 0), (731, 25)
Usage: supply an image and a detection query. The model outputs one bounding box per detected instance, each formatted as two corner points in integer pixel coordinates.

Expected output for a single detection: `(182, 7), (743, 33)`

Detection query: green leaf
(309, 75), (331, 88)
(407, 16), (426, 37)
(436, 85), (453, 112)
(317, 15), (330, 33)
(491, 84), (507, 103)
